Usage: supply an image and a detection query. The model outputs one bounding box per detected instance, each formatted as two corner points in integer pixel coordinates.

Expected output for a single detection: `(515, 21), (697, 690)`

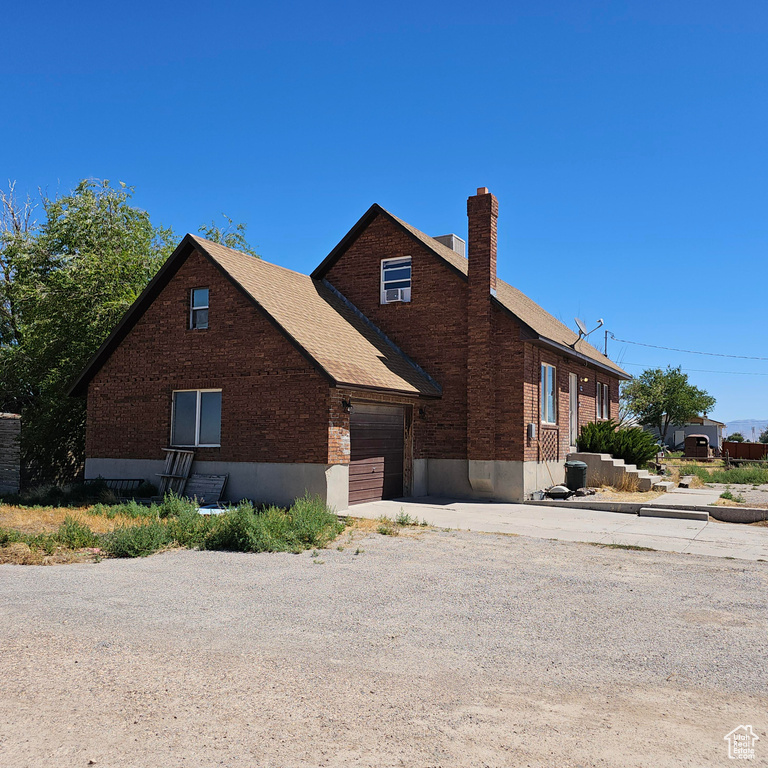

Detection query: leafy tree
(199, 215), (259, 257)
(0, 179), (256, 484)
(759, 428), (768, 444)
(728, 432), (745, 443)
(622, 366), (716, 444)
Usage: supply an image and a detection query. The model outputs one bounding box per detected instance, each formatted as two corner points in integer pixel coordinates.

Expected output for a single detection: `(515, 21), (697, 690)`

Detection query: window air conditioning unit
(385, 288), (405, 303)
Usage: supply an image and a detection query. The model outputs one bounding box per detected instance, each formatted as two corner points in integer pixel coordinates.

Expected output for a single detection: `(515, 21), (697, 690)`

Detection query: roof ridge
(189, 234), (312, 280)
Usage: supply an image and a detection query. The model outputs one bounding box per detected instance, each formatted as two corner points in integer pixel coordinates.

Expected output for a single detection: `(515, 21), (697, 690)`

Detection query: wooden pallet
(157, 448), (195, 497)
(184, 473), (228, 504)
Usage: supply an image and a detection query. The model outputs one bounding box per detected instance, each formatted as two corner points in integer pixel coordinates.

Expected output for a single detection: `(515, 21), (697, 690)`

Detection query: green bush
(157, 491), (198, 519)
(577, 420), (659, 468)
(102, 521), (171, 558)
(166, 508), (215, 548)
(57, 517), (99, 549)
(203, 495), (343, 554)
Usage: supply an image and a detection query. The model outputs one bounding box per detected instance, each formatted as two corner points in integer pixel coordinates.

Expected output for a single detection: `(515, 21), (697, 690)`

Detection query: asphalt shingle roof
(192, 236), (441, 397)
(383, 208), (628, 378)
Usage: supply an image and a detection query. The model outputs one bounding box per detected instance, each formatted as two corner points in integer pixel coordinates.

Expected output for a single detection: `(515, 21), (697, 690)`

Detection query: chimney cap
(476, 187), (489, 195)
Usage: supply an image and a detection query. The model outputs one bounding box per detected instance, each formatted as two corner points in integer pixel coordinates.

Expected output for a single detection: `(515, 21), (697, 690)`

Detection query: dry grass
(0, 505), (136, 535)
(593, 488), (665, 503)
(0, 542), (97, 566)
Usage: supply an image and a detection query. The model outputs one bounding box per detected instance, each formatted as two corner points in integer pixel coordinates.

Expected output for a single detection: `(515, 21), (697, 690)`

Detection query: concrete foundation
(420, 458), (564, 502)
(85, 455), (567, 508)
(84, 458), (349, 511)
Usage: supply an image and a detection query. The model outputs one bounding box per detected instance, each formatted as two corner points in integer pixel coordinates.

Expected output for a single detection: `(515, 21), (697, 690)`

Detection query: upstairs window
(380, 257), (411, 304)
(171, 390), (221, 447)
(541, 363), (557, 425)
(597, 382), (610, 420)
(190, 288), (209, 329)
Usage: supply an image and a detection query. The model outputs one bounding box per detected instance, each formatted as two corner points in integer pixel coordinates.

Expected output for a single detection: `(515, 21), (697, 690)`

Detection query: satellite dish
(575, 317), (588, 337)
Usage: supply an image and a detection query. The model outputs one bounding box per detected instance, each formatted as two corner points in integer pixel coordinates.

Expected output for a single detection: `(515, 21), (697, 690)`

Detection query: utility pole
(604, 329), (609, 357)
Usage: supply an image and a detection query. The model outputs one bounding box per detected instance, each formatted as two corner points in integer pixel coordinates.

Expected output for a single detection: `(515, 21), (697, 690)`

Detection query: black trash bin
(564, 460), (588, 492)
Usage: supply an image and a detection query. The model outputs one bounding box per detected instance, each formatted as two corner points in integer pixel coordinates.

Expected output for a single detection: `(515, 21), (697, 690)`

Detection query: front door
(569, 373), (579, 450)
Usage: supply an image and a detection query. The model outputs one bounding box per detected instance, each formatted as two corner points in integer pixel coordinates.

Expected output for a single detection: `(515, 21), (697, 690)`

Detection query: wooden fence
(722, 441), (768, 461)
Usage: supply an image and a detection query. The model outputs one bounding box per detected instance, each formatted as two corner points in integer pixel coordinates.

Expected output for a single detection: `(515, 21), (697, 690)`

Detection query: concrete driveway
(347, 497), (768, 561)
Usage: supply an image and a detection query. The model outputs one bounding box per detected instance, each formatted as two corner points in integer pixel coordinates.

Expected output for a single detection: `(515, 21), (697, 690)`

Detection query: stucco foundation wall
(423, 459), (526, 502)
(523, 460), (566, 498)
(84, 458), (348, 509)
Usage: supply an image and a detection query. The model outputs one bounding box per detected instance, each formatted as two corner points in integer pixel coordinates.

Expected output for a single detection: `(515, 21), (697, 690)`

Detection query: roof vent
(433, 234), (466, 258)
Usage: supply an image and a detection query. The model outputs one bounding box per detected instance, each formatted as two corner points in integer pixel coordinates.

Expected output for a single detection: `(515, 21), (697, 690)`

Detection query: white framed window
(540, 363), (557, 425)
(596, 382), (610, 420)
(380, 257), (411, 304)
(171, 389), (221, 447)
(190, 288), (209, 329)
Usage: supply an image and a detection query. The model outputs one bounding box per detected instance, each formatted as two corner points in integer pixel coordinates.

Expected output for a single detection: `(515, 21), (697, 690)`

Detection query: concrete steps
(639, 506), (709, 521)
(567, 452), (667, 493)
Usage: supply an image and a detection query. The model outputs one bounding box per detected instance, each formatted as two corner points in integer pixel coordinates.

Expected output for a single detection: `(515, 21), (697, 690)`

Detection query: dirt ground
(1, 527), (766, 768)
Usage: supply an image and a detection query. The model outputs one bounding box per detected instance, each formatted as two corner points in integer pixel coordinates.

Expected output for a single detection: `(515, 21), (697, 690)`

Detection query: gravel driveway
(1, 528), (766, 767)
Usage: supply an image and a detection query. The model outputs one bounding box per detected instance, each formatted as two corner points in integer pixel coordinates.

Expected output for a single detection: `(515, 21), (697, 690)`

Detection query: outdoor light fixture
(341, 398), (353, 414)
(419, 406), (427, 419)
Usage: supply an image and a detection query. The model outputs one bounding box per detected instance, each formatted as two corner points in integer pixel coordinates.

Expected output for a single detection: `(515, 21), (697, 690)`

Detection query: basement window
(171, 390), (221, 447)
(380, 257), (411, 304)
(541, 363), (557, 425)
(190, 288), (209, 329)
(597, 382), (610, 420)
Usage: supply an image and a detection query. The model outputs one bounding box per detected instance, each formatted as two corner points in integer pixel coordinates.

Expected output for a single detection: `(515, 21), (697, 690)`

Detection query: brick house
(71, 188), (629, 508)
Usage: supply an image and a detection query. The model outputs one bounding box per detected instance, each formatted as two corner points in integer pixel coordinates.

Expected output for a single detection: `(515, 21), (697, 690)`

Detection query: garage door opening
(349, 403), (405, 505)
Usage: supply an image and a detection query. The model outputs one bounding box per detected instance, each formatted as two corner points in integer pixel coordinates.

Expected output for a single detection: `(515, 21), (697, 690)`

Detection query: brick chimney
(466, 187), (498, 492)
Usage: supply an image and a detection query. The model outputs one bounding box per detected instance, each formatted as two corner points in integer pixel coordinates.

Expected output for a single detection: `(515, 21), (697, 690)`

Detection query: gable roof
(69, 234), (441, 398)
(313, 204), (630, 380)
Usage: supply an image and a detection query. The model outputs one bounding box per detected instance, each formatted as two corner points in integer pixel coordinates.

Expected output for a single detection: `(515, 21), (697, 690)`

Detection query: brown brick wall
(523, 344), (621, 463)
(466, 189), (498, 461)
(86, 250), (330, 464)
(323, 214), (468, 460)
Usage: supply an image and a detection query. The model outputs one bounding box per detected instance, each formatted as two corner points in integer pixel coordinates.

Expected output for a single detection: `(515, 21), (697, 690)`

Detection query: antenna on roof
(574, 317), (604, 344)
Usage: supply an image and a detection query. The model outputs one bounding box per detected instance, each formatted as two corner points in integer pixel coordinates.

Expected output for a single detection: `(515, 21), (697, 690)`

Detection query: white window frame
(380, 257), (412, 304)
(596, 382), (610, 420)
(190, 288), (209, 330)
(540, 363), (557, 425)
(170, 388), (222, 447)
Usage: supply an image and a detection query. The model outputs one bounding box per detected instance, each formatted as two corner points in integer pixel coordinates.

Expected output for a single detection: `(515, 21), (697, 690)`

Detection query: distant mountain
(725, 419), (768, 440)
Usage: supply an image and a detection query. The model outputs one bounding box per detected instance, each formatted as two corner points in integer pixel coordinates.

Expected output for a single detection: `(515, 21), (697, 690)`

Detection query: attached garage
(349, 403), (405, 505)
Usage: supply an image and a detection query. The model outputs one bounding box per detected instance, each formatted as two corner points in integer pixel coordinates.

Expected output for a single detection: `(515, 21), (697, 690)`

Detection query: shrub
(166, 508), (215, 548)
(57, 517), (99, 549)
(577, 420), (658, 468)
(157, 491), (198, 519)
(203, 496), (343, 553)
(102, 521), (170, 558)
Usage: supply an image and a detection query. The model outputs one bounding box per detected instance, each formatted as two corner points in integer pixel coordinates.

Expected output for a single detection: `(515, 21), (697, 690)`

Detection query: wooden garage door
(349, 403), (405, 505)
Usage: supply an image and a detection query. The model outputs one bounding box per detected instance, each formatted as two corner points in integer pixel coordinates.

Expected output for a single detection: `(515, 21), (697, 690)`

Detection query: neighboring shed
(0, 413), (21, 496)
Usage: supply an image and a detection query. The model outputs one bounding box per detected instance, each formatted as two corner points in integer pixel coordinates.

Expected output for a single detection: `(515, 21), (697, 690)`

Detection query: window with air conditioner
(380, 257), (411, 304)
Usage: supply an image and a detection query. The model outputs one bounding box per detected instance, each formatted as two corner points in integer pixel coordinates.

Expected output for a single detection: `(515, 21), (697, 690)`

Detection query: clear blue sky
(4, 1), (767, 423)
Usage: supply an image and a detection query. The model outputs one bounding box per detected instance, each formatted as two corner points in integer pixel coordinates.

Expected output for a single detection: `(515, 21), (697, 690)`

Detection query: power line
(609, 334), (768, 361)
(621, 361), (768, 377)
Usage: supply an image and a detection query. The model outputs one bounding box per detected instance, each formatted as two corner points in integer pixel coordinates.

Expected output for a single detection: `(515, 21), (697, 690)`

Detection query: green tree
(621, 366), (716, 445)
(758, 428), (768, 444)
(0, 179), (258, 484)
(198, 215), (259, 257)
(728, 432), (745, 443)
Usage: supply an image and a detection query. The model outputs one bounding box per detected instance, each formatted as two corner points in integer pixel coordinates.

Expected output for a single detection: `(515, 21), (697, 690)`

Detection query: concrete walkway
(346, 497), (768, 561)
(644, 486), (722, 507)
